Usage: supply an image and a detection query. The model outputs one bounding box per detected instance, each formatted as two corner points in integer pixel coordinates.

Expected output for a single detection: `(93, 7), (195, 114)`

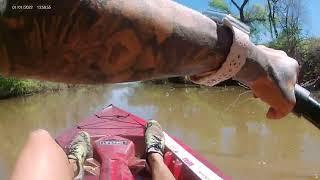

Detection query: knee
(28, 129), (51, 141)
(26, 129), (62, 154)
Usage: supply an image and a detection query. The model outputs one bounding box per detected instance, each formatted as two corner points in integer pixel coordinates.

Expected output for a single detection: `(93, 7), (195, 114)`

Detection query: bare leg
(11, 129), (76, 180)
(148, 153), (175, 180)
(12, 127), (170, 180)
(145, 120), (175, 180)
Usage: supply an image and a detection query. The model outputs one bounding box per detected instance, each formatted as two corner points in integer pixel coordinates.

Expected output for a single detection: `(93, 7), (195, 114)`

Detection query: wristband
(190, 14), (250, 86)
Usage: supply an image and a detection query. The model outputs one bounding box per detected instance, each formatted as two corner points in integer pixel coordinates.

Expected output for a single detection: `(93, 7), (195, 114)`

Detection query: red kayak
(56, 104), (229, 180)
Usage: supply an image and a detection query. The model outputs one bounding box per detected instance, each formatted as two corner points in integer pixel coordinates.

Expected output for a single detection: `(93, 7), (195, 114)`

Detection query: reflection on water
(0, 83), (320, 180)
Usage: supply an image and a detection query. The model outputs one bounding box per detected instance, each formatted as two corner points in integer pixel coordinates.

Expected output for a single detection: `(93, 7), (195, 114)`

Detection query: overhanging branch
(230, 0), (241, 10)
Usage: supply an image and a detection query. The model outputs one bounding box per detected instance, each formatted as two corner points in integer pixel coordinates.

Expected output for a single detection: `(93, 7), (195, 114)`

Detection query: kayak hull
(56, 104), (229, 180)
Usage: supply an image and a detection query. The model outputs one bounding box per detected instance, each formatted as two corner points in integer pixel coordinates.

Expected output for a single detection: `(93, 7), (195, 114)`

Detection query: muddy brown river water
(0, 83), (319, 180)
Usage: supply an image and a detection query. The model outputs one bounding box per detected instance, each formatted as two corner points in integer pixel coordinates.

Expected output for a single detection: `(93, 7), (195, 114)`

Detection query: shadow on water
(0, 82), (320, 180)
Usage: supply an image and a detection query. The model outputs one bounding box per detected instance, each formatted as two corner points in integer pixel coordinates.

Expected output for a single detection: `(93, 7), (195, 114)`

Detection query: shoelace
(68, 133), (91, 160)
(147, 135), (163, 151)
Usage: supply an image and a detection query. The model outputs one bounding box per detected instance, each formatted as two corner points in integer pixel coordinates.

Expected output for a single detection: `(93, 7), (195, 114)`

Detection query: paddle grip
(293, 84), (320, 128)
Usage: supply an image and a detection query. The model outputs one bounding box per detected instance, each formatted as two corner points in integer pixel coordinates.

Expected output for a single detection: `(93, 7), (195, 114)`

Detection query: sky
(175, 0), (320, 37)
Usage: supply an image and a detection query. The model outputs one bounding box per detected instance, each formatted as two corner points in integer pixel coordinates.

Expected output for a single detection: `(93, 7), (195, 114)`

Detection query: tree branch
(267, 0), (274, 38)
(240, 0), (250, 10)
(230, 0), (241, 10)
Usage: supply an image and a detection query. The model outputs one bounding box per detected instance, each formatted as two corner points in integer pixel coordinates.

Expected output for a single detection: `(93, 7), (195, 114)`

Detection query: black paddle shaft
(293, 84), (320, 128)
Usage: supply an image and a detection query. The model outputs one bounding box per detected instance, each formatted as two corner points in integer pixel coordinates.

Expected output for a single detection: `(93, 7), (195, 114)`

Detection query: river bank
(1, 75), (319, 100)
(148, 77), (320, 91)
(0, 77), (73, 99)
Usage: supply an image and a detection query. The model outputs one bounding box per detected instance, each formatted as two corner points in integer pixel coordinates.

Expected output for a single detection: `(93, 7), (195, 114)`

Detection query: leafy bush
(300, 38), (320, 82)
(269, 36), (320, 85)
(0, 77), (45, 98)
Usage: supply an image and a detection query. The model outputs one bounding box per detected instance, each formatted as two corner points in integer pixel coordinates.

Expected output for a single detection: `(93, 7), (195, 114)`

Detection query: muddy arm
(0, 0), (232, 83)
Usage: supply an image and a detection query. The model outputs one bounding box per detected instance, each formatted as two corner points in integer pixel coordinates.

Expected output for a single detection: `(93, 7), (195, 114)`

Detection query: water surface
(0, 83), (319, 180)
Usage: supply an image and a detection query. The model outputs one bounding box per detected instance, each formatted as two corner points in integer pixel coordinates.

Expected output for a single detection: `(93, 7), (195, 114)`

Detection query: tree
(299, 38), (320, 87)
(281, 0), (304, 57)
(208, 0), (268, 42)
(266, 0), (279, 38)
(208, 0), (230, 14)
(230, 0), (250, 22)
(268, 0), (305, 58)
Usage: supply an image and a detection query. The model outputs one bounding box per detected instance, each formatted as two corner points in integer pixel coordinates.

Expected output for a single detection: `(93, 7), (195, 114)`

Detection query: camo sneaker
(145, 120), (165, 156)
(67, 131), (92, 180)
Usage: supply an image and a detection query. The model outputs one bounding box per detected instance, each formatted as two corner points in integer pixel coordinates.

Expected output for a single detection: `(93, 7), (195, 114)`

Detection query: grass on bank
(0, 76), (65, 99)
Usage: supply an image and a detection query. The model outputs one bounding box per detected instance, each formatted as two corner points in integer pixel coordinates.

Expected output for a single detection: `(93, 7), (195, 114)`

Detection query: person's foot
(145, 120), (165, 156)
(67, 131), (92, 179)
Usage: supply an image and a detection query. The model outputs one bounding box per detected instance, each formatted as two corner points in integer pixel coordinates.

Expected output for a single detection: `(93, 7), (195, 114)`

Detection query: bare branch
(230, 0), (240, 10)
(267, 0), (274, 38)
(241, 0), (250, 10)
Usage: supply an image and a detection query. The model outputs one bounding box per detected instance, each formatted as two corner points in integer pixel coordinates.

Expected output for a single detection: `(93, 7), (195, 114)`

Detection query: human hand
(234, 45), (299, 119)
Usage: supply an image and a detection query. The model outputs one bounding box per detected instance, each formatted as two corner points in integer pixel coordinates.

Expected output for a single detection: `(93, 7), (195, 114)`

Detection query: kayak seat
(93, 135), (147, 180)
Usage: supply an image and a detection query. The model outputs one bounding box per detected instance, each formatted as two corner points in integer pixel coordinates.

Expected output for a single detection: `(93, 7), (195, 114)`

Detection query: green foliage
(244, 4), (269, 42)
(0, 77), (65, 99)
(299, 38), (320, 82)
(245, 4), (268, 22)
(268, 22), (305, 59)
(209, 0), (230, 13)
(208, 0), (268, 42)
(0, 77), (44, 98)
(269, 37), (320, 84)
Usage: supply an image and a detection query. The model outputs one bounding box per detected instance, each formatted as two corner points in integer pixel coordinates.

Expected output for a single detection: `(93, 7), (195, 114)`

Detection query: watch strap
(190, 15), (250, 86)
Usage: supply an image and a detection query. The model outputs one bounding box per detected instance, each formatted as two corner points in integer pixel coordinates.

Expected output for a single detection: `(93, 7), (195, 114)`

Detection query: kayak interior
(55, 104), (229, 180)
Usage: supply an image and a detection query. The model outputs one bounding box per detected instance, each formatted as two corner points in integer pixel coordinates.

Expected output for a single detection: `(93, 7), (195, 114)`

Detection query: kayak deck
(56, 104), (229, 179)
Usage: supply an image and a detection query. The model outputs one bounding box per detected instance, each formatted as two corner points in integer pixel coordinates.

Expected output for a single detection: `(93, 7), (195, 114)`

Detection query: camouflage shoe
(145, 120), (165, 156)
(67, 131), (92, 180)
